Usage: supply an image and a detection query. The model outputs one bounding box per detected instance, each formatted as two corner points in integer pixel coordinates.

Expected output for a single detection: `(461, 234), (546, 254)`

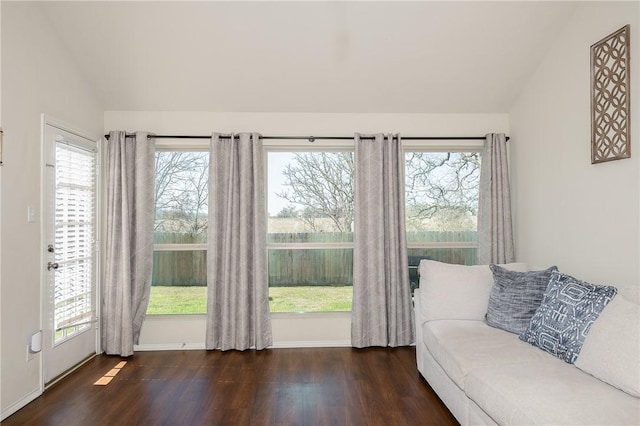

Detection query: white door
(42, 119), (99, 385)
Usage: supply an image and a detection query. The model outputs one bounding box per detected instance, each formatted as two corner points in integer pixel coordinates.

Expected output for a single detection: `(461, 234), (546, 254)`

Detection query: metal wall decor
(591, 25), (631, 164)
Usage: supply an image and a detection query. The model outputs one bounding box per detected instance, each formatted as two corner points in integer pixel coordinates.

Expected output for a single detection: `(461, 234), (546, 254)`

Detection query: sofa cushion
(422, 320), (551, 390)
(418, 260), (527, 323)
(519, 270), (617, 364)
(465, 361), (640, 426)
(575, 295), (640, 397)
(486, 264), (557, 334)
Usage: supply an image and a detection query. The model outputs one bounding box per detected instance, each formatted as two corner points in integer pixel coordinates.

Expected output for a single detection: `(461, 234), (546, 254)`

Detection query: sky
(267, 152), (297, 217)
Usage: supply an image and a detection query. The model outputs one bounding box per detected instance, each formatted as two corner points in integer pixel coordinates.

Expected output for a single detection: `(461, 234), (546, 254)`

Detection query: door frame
(40, 114), (102, 388)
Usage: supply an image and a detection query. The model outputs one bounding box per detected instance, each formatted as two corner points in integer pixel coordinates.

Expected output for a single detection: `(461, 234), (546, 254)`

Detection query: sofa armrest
(413, 288), (426, 373)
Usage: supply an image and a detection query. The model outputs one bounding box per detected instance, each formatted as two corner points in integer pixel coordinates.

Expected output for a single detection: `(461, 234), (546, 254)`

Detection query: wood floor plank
(3, 347), (458, 426)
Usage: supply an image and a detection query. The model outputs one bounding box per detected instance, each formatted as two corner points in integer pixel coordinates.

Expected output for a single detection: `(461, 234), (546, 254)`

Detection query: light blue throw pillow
(519, 270), (617, 364)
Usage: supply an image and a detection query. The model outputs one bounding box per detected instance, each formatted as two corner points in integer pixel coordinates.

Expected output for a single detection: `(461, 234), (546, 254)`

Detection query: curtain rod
(103, 134), (509, 142)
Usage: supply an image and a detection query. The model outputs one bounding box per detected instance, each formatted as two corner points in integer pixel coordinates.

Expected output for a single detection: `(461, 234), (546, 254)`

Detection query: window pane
(268, 152), (354, 237)
(268, 249), (353, 312)
(267, 151), (355, 313)
(405, 152), (480, 234)
(405, 151), (480, 290)
(269, 286), (353, 313)
(150, 150), (208, 316)
(405, 230), (477, 244)
(154, 232), (206, 245)
(408, 247), (477, 292)
(269, 249), (353, 286)
(150, 250), (207, 315)
(407, 247), (477, 268)
(147, 286), (207, 315)
(154, 151), (209, 244)
(267, 232), (353, 244)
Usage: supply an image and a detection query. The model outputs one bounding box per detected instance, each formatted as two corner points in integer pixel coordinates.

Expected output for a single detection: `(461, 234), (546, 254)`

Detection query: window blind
(54, 142), (96, 342)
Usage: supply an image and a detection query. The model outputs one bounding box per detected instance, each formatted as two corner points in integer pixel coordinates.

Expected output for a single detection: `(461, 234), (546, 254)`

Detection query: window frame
(149, 143), (210, 316)
(147, 138), (483, 316)
(402, 140), (483, 256)
(265, 144), (356, 313)
(265, 144), (355, 252)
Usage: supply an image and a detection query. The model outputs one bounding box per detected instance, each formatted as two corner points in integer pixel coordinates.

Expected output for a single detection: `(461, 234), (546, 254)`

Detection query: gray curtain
(352, 133), (414, 348)
(206, 133), (272, 351)
(102, 131), (155, 357)
(477, 133), (515, 264)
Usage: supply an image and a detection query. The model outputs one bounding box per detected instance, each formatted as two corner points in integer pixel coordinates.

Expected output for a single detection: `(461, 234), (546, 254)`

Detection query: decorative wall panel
(591, 25), (630, 164)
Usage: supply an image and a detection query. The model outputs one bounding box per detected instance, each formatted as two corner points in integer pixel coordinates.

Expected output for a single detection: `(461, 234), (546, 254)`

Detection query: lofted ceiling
(39, 1), (579, 113)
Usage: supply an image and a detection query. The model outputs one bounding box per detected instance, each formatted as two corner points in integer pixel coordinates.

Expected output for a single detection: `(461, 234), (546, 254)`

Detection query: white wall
(104, 111), (509, 140)
(1, 2), (103, 418)
(0, 0), (3, 416)
(510, 2), (639, 301)
(104, 110), (509, 348)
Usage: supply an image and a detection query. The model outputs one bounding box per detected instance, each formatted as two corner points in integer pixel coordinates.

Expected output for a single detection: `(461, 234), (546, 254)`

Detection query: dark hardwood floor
(4, 347), (457, 426)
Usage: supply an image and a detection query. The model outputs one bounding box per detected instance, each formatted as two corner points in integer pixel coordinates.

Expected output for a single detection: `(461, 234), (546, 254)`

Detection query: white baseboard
(134, 343), (206, 351)
(1, 387), (43, 422)
(271, 340), (351, 348)
(134, 340), (352, 352)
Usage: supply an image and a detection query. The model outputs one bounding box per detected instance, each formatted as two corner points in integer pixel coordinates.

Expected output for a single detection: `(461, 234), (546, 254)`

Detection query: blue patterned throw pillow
(519, 271), (617, 364)
(486, 264), (558, 334)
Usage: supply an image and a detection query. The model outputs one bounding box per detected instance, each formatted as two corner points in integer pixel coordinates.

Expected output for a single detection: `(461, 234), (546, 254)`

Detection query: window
(267, 151), (354, 313)
(404, 151), (481, 291)
(147, 144), (480, 316)
(53, 142), (97, 342)
(148, 151), (209, 315)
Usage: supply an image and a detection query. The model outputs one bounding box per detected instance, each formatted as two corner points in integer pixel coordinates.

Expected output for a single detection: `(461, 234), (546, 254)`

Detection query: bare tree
(155, 152), (189, 230)
(405, 152), (480, 218)
(275, 205), (300, 218)
(276, 152), (354, 232)
(275, 151), (480, 231)
(154, 152), (209, 240)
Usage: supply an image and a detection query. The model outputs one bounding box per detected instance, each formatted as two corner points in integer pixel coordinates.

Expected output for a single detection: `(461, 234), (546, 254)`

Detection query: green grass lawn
(147, 286), (208, 315)
(269, 286), (353, 312)
(147, 286), (353, 315)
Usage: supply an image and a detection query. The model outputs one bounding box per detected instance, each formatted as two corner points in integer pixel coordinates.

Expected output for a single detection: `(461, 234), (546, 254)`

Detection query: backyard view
(150, 149), (480, 315)
(147, 286), (353, 315)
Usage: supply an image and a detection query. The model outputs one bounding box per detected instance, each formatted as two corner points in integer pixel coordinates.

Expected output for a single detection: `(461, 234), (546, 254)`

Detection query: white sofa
(414, 260), (640, 426)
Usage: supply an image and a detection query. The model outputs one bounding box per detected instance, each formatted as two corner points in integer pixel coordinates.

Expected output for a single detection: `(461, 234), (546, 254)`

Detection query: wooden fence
(152, 230), (477, 287)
